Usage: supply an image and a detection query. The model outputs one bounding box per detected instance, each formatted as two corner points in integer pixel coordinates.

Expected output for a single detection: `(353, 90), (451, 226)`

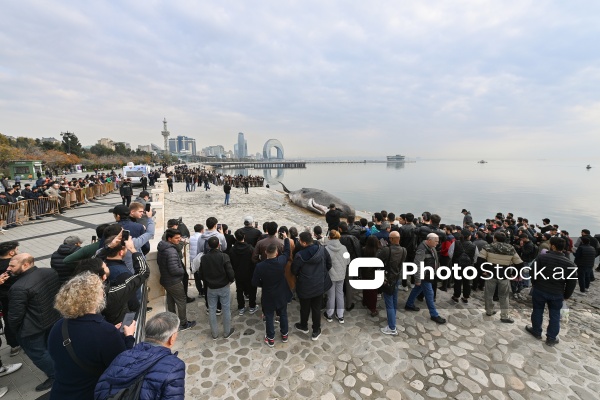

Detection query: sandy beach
(164, 182), (346, 234)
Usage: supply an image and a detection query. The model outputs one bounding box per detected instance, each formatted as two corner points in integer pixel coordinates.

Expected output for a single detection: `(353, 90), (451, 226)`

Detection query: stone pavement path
(175, 283), (600, 399)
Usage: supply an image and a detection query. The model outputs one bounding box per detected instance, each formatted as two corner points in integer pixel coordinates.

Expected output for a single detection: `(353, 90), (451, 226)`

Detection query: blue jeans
(578, 267), (592, 291)
(265, 306), (288, 340)
(208, 285), (231, 338)
(224, 193), (230, 205)
(383, 280), (399, 330)
(19, 330), (54, 378)
(530, 287), (563, 341)
(405, 281), (439, 318)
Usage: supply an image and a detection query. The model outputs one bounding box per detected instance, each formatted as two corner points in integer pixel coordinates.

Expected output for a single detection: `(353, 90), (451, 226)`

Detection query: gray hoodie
(325, 239), (350, 282)
(197, 230), (227, 254)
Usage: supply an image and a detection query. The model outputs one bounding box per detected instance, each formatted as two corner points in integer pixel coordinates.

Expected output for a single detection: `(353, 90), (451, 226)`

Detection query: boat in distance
(387, 154), (406, 162)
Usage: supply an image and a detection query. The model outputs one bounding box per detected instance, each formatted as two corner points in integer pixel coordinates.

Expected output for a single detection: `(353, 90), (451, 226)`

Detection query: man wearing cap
(325, 204), (341, 233)
(120, 178), (133, 206)
(461, 209), (473, 228)
(239, 216), (262, 247)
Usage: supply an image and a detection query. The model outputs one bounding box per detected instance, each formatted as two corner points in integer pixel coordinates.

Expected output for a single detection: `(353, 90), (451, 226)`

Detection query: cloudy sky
(1, 1), (599, 159)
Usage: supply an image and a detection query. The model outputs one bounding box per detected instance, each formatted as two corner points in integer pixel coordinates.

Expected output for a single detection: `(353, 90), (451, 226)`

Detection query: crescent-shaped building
(263, 139), (284, 160)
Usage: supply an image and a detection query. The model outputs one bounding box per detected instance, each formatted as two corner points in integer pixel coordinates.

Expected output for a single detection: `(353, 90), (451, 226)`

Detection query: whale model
(279, 182), (355, 217)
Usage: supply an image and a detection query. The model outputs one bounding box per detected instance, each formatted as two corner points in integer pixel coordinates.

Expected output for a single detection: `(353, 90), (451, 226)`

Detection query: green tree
(89, 143), (115, 157)
(114, 142), (132, 156)
(61, 131), (83, 156)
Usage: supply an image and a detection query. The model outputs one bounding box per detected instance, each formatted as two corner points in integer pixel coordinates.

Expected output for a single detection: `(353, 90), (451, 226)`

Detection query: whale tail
(279, 181), (290, 193)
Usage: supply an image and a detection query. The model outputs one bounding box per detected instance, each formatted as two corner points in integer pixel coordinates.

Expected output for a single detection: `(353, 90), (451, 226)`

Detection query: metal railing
(134, 281), (149, 343)
(0, 183), (116, 229)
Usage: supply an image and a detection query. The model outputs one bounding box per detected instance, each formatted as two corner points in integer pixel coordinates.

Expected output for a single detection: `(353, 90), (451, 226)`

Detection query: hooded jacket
(197, 230), (227, 254)
(199, 249), (235, 289)
(94, 342), (185, 400)
(325, 239), (350, 282)
(50, 243), (80, 284)
(157, 241), (184, 287)
(291, 243), (332, 299)
(229, 241), (255, 281)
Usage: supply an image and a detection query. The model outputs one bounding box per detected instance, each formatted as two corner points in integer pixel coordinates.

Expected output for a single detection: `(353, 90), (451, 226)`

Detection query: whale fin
(279, 181), (290, 193)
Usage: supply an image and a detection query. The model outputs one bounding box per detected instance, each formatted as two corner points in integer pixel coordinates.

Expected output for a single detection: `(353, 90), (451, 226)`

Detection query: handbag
(380, 247), (396, 295)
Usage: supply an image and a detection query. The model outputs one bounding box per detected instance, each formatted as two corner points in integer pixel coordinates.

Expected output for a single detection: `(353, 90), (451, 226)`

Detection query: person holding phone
(48, 272), (136, 399)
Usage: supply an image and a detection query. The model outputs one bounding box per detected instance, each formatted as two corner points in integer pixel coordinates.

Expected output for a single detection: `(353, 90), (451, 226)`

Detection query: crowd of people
(1, 176), (598, 398)
(165, 164), (264, 194)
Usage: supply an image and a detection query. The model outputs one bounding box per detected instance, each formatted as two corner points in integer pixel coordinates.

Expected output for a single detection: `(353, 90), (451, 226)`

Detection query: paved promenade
(2, 182), (600, 399)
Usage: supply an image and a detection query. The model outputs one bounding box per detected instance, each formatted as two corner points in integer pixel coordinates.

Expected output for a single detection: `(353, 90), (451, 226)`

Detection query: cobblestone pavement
(165, 183), (600, 399)
(174, 282), (600, 400)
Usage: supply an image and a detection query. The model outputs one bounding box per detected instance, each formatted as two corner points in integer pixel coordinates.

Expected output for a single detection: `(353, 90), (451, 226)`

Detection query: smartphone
(120, 312), (136, 333)
(145, 203), (151, 212)
(91, 235), (97, 243)
(217, 224), (222, 231)
(254, 221), (258, 228)
(122, 230), (130, 242)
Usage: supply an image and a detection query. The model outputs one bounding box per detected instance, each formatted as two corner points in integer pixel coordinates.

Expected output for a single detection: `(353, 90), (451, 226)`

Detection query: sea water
(218, 159), (600, 235)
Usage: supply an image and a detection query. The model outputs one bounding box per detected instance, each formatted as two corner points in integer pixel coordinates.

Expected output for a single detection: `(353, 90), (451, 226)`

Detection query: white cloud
(0, 0), (599, 158)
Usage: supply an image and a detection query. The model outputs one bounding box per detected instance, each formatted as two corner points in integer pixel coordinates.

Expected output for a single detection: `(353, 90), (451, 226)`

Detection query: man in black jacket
(199, 236), (235, 340)
(339, 222), (361, 311)
(574, 236), (596, 293)
(157, 229), (196, 332)
(119, 179), (133, 206)
(525, 237), (577, 346)
(292, 232), (332, 341)
(229, 230), (257, 316)
(7, 253), (60, 391)
(50, 235), (82, 284)
(240, 216), (262, 247)
(325, 204), (341, 233)
(0, 241), (21, 356)
(253, 234), (291, 347)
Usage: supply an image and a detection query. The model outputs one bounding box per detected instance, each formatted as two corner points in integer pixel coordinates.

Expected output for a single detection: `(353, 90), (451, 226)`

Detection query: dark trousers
(236, 278), (257, 310)
(530, 287), (563, 341)
(122, 196), (131, 206)
(193, 270), (204, 295)
(164, 282), (188, 326)
(578, 267), (592, 291)
(1, 298), (19, 348)
(182, 269), (189, 296)
(453, 276), (472, 299)
(299, 295), (322, 333)
(19, 329), (54, 378)
(362, 289), (378, 312)
(167, 184), (173, 192)
(265, 306), (288, 340)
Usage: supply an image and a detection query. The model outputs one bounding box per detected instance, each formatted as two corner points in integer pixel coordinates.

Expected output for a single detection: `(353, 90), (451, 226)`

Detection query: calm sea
(218, 159), (600, 235)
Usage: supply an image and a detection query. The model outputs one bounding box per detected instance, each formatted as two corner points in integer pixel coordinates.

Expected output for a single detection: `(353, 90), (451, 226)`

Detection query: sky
(1, 0), (599, 159)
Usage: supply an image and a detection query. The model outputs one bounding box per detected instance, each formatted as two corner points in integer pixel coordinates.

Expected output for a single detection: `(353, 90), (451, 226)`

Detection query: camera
(145, 203), (151, 212)
(121, 230), (130, 244)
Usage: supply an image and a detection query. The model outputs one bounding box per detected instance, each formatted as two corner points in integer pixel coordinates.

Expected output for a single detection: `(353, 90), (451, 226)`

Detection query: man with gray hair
(95, 312), (185, 399)
(404, 233), (446, 324)
(50, 235), (82, 284)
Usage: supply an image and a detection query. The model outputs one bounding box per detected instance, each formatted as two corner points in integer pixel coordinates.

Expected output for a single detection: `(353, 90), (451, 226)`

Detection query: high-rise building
(98, 138), (115, 150)
(168, 136), (196, 155)
(237, 132), (247, 159)
(202, 145), (226, 158)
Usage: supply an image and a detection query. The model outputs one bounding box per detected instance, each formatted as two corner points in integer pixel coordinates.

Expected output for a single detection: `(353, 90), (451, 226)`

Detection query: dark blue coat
(252, 239), (291, 311)
(48, 315), (134, 400)
(291, 243), (332, 299)
(94, 342), (185, 400)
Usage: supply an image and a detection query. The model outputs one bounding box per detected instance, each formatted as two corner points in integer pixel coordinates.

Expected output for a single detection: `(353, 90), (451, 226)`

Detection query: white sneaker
(401, 286), (409, 292)
(0, 363), (22, 377)
(380, 326), (398, 336)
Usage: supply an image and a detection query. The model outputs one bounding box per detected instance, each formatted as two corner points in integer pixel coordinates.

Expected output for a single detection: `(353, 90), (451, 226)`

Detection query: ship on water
(387, 154), (406, 162)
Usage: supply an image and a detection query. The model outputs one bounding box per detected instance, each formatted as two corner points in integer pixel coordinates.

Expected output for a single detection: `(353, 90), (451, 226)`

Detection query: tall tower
(237, 132), (246, 159)
(161, 118), (170, 157)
